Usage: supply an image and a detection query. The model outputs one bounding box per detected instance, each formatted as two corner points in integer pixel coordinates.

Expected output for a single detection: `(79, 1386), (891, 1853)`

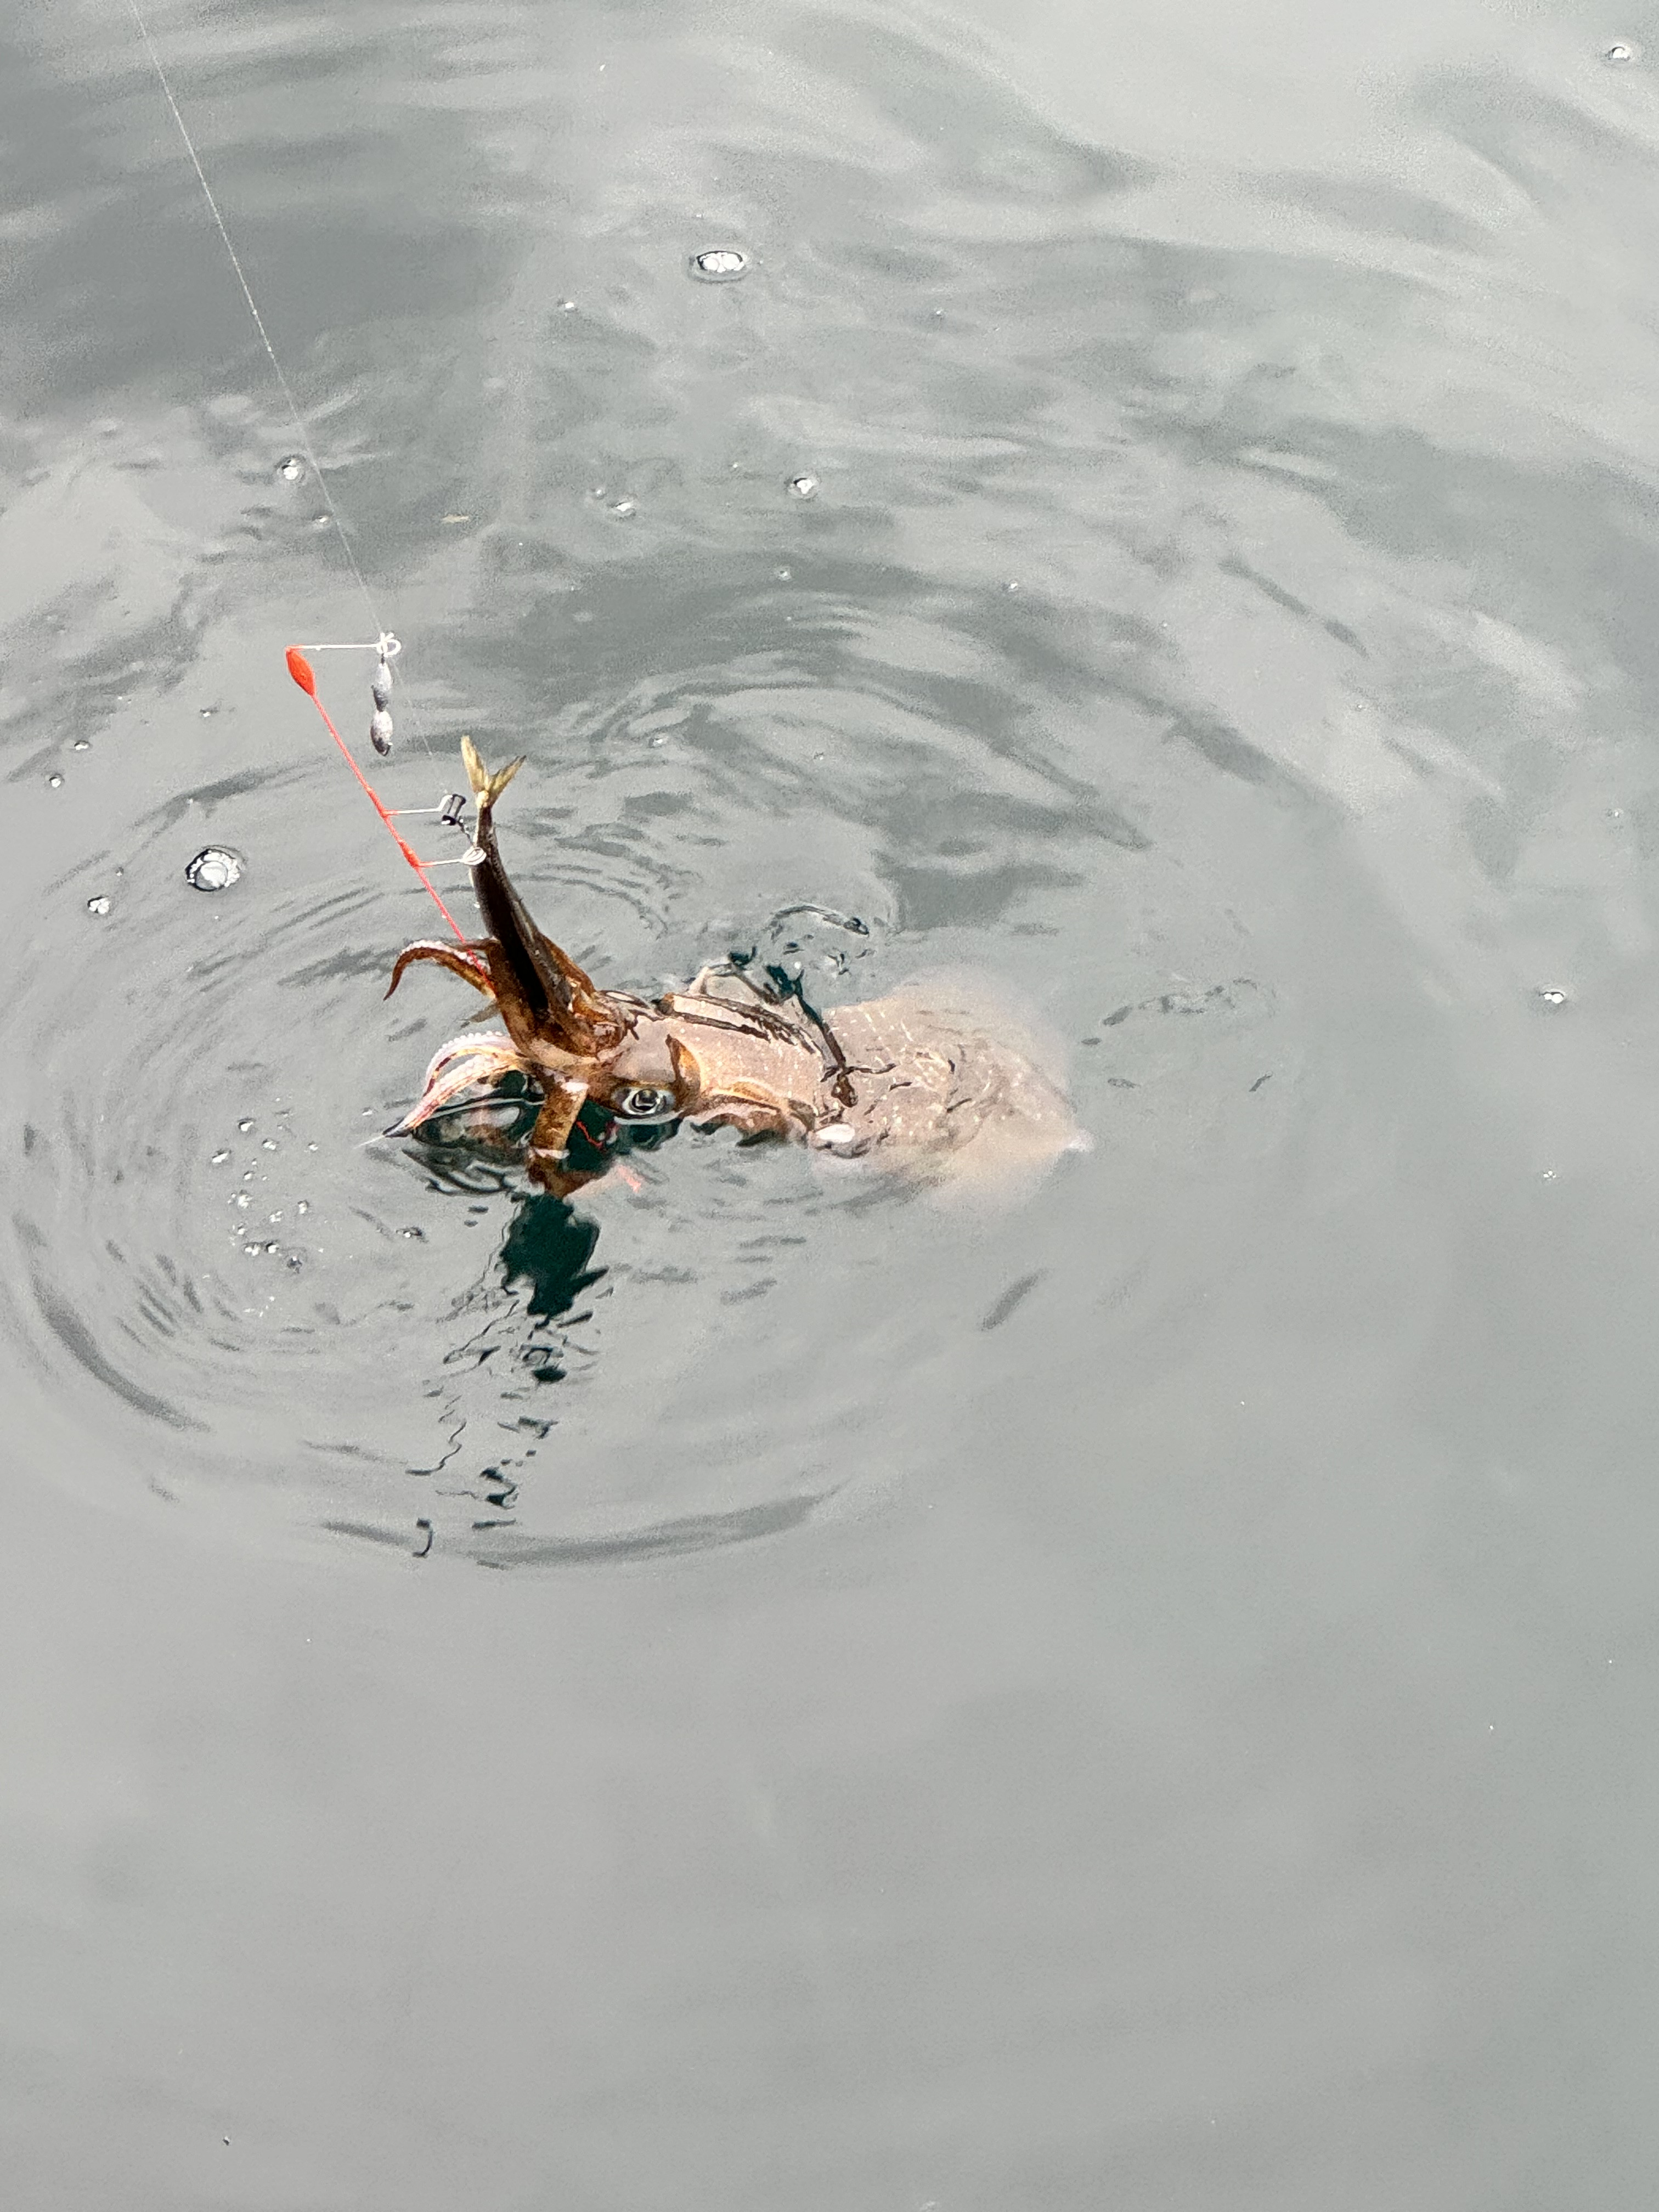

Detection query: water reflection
(413, 1090), (677, 1336)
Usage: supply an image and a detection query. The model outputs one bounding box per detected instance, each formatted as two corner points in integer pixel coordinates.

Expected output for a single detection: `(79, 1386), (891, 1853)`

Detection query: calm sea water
(5, 0), (1659, 2203)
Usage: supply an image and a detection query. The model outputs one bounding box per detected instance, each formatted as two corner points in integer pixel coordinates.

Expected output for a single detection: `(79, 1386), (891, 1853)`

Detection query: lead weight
(369, 708), (394, 756)
(371, 662), (393, 710)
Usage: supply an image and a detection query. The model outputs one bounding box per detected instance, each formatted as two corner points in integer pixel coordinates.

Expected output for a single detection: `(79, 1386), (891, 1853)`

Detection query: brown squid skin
(387, 742), (1080, 1195)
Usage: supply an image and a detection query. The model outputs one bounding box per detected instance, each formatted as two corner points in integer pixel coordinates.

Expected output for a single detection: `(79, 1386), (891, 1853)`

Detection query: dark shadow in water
(499, 1192), (603, 1324)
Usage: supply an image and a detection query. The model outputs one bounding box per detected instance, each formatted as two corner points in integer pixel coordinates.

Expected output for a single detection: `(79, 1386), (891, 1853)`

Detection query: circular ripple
(184, 845), (244, 891)
(0, 738), (879, 1560)
(688, 246), (751, 281)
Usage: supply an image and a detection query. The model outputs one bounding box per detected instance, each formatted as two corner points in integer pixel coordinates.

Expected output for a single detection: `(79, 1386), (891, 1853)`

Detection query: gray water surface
(4, 0), (1659, 2203)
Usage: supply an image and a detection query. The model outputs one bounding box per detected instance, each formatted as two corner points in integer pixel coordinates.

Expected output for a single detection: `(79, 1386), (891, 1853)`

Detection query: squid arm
(383, 1033), (528, 1137)
(524, 1074), (592, 1193)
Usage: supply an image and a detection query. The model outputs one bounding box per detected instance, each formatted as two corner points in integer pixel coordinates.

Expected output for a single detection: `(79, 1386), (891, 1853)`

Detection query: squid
(386, 739), (1080, 1197)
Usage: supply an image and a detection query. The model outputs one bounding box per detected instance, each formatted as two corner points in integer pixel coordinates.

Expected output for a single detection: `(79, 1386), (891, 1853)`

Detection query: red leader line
(286, 646), (476, 949)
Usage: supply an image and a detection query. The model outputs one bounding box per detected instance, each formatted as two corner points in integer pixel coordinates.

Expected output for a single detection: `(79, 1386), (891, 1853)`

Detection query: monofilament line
(123, 0), (432, 758)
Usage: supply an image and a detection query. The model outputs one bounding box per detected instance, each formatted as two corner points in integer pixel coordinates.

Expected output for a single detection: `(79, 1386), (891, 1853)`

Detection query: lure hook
(285, 646), (473, 944)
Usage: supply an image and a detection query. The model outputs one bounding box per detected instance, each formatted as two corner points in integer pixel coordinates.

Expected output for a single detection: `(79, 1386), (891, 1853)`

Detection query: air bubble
(276, 454), (304, 481)
(786, 474), (819, 499)
(185, 846), (244, 892)
(234, 1194), (251, 1210)
(609, 498), (636, 518)
(400, 1224), (426, 1240)
(1536, 988), (1568, 1007)
(239, 1119), (255, 1132)
(296, 1200), (310, 1215)
(262, 1138), (278, 1152)
(1604, 40), (1638, 64)
(48, 775), (63, 790)
(690, 247), (750, 281)
(558, 298), (577, 312)
(86, 895), (111, 916)
(243, 1242), (262, 1256)
(210, 1149), (230, 1166)
(72, 740), (89, 752)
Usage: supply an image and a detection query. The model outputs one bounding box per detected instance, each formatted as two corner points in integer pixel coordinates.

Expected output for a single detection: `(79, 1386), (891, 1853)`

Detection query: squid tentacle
(385, 939), (495, 1002)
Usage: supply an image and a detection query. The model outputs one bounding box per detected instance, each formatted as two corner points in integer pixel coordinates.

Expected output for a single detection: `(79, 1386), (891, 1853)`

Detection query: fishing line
(122, 0), (410, 636)
(122, 0), (455, 861)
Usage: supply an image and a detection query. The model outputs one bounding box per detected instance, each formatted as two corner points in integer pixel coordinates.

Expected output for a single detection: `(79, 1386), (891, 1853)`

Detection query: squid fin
(461, 735), (526, 811)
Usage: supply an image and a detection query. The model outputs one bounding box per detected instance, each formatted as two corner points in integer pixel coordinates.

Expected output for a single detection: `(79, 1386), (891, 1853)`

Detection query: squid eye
(613, 1084), (678, 1121)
